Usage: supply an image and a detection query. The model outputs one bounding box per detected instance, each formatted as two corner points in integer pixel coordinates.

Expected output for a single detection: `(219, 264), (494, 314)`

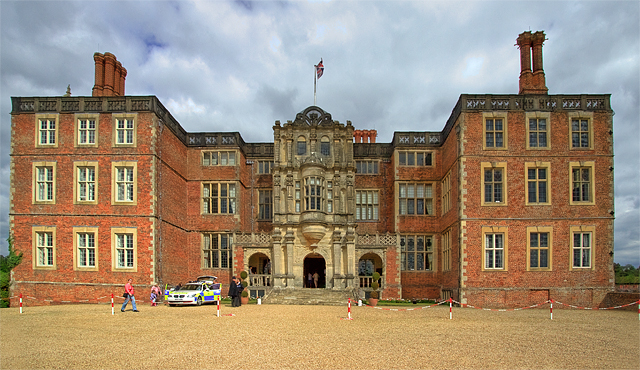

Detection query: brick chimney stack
(516, 31), (548, 95)
(353, 129), (377, 143)
(92, 52), (127, 97)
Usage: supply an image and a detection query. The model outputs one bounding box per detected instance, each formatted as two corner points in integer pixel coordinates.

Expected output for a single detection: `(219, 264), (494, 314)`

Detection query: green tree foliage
(614, 263), (640, 284)
(0, 237), (24, 308)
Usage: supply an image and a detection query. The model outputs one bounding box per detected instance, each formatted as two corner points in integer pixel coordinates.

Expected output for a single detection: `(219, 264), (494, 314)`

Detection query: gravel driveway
(1, 303), (638, 369)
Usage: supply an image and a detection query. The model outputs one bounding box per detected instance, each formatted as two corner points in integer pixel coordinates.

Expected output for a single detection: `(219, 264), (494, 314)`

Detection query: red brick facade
(9, 31), (615, 308)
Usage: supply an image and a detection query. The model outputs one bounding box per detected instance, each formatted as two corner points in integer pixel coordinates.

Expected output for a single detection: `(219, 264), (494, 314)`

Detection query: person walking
(122, 278), (139, 312)
(313, 271), (319, 288)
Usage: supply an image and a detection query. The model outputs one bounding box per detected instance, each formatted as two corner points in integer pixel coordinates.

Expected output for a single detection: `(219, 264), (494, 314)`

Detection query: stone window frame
(400, 234), (435, 272)
(32, 161), (57, 205)
(111, 227), (137, 272)
(73, 161), (99, 205)
(73, 226), (99, 271)
(397, 150), (434, 167)
(481, 162), (508, 206)
(526, 226), (553, 271)
(111, 161), (137, 205)
(524, 162), (551, 206)
(32, 225), (56, 270)
(355, 160), (379, 175)
(442, 229), (452, 272)
(202, 182), (237, 214)
(355, 189), (379, 221)
(112, 113), (137, 147)
(482, 226), (508, 271)
(568, 111), (594, 150)
(482, 112), (508, 150)
(74, 113), (99, 148)
(570, 225), (596, 271)
(304, 176), (324, 211)
(569, 161), (595, 206)
(441, 170), (452, 215)
(35, 113), (59, 148)
(297, 135), (307, 156)
(202, 150), (237, 166)
(202, 233), (233, 269)
(258, 189), (273, 220)
(397, 182), (435, 216)
(257, 160), (273, 174)
(525, 112), (551, 150)
(320, 136), (331, 156)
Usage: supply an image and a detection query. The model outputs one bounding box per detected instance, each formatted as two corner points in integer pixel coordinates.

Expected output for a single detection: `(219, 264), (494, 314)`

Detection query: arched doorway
(303, 253), (326, 288)
(248, 252), (271, 287)
(358, 252), (383, 289)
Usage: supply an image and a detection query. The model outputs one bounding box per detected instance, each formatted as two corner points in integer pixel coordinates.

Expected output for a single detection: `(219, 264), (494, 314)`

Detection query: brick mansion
(9, 31), (615, 308)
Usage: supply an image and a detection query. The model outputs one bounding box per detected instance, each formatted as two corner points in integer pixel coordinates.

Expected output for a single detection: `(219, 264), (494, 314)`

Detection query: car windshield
(180, 284), (202, 291)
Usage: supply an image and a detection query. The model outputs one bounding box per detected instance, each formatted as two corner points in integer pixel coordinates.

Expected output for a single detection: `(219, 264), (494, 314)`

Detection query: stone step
(261, 287), (357, 306)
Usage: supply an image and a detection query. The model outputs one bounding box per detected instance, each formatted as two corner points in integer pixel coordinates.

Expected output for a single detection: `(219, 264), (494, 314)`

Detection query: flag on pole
(315, 59), (324, 79)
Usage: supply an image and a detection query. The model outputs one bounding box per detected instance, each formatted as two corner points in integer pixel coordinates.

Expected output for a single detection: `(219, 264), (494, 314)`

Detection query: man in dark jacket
(228, 276), (238, 307)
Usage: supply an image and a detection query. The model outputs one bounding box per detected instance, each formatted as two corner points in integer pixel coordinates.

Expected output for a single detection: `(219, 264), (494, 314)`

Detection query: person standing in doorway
(122, 278), (139, 312)
(313, 271), (319, 288)
(228, 276), (239, 307)
(307, 272), (313, 288)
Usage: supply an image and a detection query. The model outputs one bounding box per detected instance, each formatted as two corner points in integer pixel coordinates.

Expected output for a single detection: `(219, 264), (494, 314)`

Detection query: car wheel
(169, 304), (175, 307)
(196, 296), (203, 306)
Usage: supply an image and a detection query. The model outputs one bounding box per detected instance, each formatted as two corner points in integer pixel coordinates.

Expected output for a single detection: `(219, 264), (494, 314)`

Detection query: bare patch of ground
(1, 303), (638, 369)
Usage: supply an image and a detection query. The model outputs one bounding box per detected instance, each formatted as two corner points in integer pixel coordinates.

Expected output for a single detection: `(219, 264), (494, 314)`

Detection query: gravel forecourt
(1, 302), (639, 369)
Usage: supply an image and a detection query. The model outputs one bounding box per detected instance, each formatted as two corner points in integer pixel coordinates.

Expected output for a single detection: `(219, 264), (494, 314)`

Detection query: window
(259, 190), (273, 220)
(442, 171), (452, 215)
(33, 162), (56, 204)
(202, 233), (232, 269)
(526, 113), (550, 149)
(326, 181), (333, 213)
(258, 160), (273, 174)
(527, 227), (552, 271)
(483, 113), (507, 150)
(442, 230), (451, 272)
(525, 162), (550, 205)
(571, 118), (590, 148)
(304, 177), (323, 211)
(203, 151), (236, 166)
(32, 226), (56, 270)
(74, 227), (98, 271)
(297, 136), (307, 155)
(112, 162), (136, 204)
(111, 228), (137, 271)
(483, 226), (508, 271)
(114, 117), (135, 145)
(74, 162), (98, 204)
(295, 181), (301, 213)
(203, 183), (236, 214)
(570, 163), (595, 204)
(75, 114), (98, 147)
(571, 226), (595, 270)
(400, 235), (434, 271)
(320, 136), (330, 156)
(356, 160), (379, 174)
(398, 151), (433, 166)
(35, 114), (58, 147)
(356, 190), (379, 220)
(399, 183), (433, 215)
(481, 162), (507, 206)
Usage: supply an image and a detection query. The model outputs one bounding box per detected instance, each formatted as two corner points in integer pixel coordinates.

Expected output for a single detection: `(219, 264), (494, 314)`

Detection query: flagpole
(314, 65), (317, 106)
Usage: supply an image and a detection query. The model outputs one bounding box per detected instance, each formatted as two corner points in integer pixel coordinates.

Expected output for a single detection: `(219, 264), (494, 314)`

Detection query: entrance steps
(261, 287), (357, 306)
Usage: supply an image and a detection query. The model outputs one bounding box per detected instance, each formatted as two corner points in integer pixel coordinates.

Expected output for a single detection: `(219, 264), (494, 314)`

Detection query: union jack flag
(315, 59), (324, 79)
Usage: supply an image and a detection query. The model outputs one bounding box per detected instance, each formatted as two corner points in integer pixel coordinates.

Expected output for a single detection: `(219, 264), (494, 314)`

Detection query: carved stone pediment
(291, 106), (334, 127)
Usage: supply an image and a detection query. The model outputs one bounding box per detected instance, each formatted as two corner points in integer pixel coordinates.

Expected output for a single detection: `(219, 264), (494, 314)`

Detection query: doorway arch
(303, 253), (326, 288)
(248, 252), (271, 287)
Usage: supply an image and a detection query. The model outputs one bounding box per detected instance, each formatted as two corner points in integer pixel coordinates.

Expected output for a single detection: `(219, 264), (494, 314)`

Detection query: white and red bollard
(217, 301), (221, 317)
(345, 298), (353, 320)
(111, 293), (114, 315)
(19, 293), (23, 314)
(637, 299), (639, 321)
(449, 297), (452, 320)
(550, 299), (553, 320)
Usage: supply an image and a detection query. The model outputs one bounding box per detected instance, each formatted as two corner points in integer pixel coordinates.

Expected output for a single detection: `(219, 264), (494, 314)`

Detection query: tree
(614, 263), (639, 284)
(0, 237), (23, 308)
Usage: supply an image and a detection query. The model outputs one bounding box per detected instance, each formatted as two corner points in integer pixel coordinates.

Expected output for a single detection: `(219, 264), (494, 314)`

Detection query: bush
(370, 290), (379, 299)
(240, 270), (248, 280)
(0, 237), (23, 308)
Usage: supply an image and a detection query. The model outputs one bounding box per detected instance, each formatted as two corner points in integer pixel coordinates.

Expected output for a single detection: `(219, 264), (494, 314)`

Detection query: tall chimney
(92, 52), (127, 97)
(517, 31), (548, 95)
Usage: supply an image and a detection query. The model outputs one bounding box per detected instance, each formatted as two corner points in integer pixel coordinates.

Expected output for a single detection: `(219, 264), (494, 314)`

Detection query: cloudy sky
(1, 0), (638, 266)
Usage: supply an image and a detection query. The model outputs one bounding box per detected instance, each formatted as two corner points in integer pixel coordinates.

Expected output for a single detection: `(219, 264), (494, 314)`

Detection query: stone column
(345, 227), (356, 288)
(332, 230), (343, 289)
(271, 230), (284, 288)
(285, 229), (296, 287)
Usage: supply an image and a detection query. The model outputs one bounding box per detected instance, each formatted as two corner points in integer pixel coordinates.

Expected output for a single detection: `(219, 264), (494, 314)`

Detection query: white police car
(167, 276), (221, 306)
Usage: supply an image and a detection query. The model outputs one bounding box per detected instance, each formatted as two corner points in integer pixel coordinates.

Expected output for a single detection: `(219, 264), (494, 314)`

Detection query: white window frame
(112, 114), (137, 147)
(32, 161), (56, 204)
(202, 182), (237, 214)
(202, 233), (233, 269)
(75, 114), (99, 147)
(356, 190), (379, 220)
(74, 226), (99, 271)
(32, 226), (56, 270)
(35, 114), (59, 148)
(482, 226), (508, 271)
(111, 227), (137, 271)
